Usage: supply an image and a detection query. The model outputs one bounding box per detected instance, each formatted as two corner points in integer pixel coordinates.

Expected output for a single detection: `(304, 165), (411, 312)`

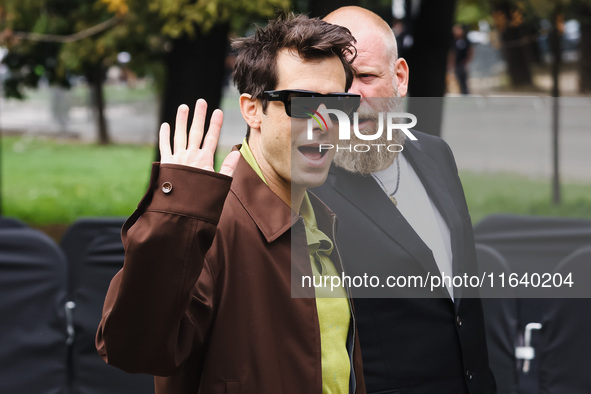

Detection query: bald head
(323, 6), (410, 173)
(324, 6), (398, 60)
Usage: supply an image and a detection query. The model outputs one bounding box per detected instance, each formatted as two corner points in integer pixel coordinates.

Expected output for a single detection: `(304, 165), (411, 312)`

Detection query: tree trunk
(86, 67), (110, 145)
(578, 6), (591, 93)
(490, 2), (534, 88)
(306, 0), (359, 17)
(157, 23), (229, 160)
(500, 26), (534, 86)
(402, 0), (457, 137)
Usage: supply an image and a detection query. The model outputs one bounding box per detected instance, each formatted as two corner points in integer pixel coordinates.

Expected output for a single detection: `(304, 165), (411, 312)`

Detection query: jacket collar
(230, 148), (338, 244)
(230, 153), (295, 243)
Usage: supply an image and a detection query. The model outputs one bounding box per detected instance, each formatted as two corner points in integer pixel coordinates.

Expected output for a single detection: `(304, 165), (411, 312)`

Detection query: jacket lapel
(329, 137), (466, 301)
(331, 165), (444, 287)
(230, 155), (297, 243)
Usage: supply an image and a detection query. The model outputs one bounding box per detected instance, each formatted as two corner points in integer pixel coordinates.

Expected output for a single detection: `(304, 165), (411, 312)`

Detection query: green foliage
(1, 40), (67, 98)
(455, 0), (591, 27)
(1, 0), (120, 97)
(528, 0), (570, 18)
(456, 0), (491, 25)
(147, 0), (289, 38)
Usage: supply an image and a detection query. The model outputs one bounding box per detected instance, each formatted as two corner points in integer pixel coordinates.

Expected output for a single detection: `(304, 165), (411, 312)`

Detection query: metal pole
(550, 6), (562, 206)
(0, 77), (3, 215)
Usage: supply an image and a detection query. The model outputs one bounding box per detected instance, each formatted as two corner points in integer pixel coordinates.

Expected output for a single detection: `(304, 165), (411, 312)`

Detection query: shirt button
(162, 182), (173, 194)
(456, 316), (463, 326)
(466, 370), (473, 381)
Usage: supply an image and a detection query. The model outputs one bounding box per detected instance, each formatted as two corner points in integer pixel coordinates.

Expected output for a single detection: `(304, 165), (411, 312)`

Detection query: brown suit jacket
(96, 157), (366, 394)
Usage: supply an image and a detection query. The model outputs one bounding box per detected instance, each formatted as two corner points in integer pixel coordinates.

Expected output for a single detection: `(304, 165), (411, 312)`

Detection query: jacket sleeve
(96, 162), (232, 376)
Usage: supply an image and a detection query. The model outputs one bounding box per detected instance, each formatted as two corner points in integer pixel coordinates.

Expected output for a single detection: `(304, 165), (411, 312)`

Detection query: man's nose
(316, 103), (333, 132)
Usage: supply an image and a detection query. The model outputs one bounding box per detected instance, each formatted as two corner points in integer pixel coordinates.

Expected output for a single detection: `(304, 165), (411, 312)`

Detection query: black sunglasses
(262, 90), (360, 119)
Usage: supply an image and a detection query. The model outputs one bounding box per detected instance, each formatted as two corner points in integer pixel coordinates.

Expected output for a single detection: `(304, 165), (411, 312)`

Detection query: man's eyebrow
(355, 68), (379, 75)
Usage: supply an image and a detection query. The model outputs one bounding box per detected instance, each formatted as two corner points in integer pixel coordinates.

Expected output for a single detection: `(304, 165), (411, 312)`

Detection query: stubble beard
(333, 93), (406, 175)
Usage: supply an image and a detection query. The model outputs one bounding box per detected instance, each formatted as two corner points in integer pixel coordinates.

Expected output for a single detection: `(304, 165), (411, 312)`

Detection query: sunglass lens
(288, 92), (316, 118)
(340, 96), (361, 117)
(288, 92), (360, 119)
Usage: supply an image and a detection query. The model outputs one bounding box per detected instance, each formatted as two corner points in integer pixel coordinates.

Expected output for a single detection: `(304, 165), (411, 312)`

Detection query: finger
(159, 123), (172, 162)
(200, 108), (224, 155)
(219, 150), (241, 177)
(188, 99), (207, 150)
(173, 104), (189, 154)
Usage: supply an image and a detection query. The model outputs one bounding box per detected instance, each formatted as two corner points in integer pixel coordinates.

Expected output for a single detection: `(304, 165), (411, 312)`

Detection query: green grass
(460, 171), (591, 223)
(2, 136), (591, 227)
(2, 136), (154, 225)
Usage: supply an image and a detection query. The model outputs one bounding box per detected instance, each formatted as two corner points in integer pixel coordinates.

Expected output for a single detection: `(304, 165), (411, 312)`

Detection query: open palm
(159, 99), (240, 176)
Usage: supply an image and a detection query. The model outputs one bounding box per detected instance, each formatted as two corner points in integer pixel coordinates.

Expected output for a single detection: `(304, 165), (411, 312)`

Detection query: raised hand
(159, 99), (240, 177)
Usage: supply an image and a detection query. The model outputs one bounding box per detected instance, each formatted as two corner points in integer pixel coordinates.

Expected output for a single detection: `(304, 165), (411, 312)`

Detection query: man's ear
(239, 93), (262, 130)
(394, 58), (409, 97)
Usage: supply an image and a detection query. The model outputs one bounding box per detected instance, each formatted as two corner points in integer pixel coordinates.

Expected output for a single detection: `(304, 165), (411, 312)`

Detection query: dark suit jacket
(313, 130), (496, 394)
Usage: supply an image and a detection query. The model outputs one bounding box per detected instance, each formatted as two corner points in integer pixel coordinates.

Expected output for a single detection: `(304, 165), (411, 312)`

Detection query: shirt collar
(233, 143), (337, 245)
(301, 192), (334, 273)
(231, 145), (295, 243)
(239, 138), (267, 184)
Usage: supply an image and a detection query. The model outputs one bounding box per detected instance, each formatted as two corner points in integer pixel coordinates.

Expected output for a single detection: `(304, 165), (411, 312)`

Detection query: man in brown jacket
(96, 14), (365, 394)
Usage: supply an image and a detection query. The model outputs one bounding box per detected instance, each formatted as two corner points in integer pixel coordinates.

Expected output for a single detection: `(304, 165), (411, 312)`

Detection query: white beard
(334, 95), (406, 175)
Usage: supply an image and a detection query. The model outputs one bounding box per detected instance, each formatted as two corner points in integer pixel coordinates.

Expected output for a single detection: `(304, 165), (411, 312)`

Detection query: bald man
(313, 6), (496, 394)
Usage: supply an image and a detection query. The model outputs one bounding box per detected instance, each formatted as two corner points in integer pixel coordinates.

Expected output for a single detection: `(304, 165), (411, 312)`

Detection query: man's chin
(291, 171), (331, 190)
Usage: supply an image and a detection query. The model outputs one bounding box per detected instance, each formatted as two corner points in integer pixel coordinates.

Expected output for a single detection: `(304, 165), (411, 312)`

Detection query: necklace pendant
(390, 196), (398, 206)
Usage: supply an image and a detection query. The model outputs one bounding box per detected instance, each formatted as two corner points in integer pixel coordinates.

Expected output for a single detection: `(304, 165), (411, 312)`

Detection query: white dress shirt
(372, 152), (454, 299)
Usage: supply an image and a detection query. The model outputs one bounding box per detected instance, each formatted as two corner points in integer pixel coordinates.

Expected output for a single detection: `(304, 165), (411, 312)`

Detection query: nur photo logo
(306, 108), (418, 153)
(304, 107), (329, 131)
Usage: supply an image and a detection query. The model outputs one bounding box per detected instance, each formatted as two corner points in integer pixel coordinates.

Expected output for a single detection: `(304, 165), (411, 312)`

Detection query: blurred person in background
(450, 24), (474, 95)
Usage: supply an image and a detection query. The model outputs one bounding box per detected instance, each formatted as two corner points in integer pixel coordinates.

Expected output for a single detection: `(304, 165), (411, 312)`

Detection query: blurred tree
(571, 0), (591, 92)
(0, 0), (288, 146)
(143, 0), (287, 160)
(1, 0), (128, 144)
(456, 0), (490, 25)
(490, 0), (537, 87)
(401, 0), (457, 137)
(306, 0), (358, 18)
(306, 0), (457, 137)
(456, 0), (590, 92)
(529, 0), (570, 205)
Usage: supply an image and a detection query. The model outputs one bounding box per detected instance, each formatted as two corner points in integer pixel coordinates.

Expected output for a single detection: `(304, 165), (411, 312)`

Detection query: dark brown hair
(232, 13), (356, 133)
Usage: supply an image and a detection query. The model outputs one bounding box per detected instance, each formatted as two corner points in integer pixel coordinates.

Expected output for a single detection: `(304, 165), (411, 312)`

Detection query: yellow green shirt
(240, 139), (351, 393)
